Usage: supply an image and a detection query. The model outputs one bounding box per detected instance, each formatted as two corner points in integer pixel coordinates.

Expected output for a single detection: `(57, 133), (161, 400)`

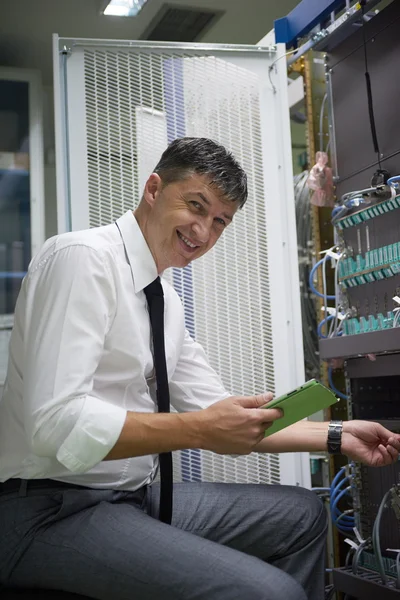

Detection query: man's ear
(143, 173), (162, 208)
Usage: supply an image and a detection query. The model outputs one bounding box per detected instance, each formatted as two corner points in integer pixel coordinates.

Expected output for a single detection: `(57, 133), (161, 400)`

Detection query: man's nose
(191, 219), (211, 244)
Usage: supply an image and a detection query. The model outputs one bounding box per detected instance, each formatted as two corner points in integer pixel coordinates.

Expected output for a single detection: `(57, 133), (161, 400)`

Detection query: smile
(177, 231), (198, 250)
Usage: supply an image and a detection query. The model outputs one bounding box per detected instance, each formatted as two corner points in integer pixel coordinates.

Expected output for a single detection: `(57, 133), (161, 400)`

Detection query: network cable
(308, 257), (336, 301)
(331, 487), (354, 533)
(329, 467), (355, 535)
(330, 484), (354, 529)
(372, 489), (391, 585)
(352, 539), (370, 575)
(317, 315), (335, 339)
(294, 171), (320, 379)
(310, 247), (344, 341)
(328, 368), (348, 401)
(386, 549), (400, 589)
(388, 175), (400, 190)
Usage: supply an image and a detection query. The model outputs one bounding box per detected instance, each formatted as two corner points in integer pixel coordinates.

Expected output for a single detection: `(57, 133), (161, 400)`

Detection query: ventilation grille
(143, 5), (221, 42)
(84, 48), (280, 485)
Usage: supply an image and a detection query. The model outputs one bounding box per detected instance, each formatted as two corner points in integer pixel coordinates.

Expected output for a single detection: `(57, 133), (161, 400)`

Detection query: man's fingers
(386, 443), (398, 462)
(378, 444), (393, 466)
(388, 437), (400, 451)
(237, 393), (274, 409)
(254, 408), (283, 423)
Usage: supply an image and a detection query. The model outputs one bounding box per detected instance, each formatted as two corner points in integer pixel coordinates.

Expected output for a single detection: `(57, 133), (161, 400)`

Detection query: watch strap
(327, 420), (343, 455)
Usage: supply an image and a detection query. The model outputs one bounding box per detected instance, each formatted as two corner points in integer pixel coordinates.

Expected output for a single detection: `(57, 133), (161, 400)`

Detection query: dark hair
(153, 137), (248, 208)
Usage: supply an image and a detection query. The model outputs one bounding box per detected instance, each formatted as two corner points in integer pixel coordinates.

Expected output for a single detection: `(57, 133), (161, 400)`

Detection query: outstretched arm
(255, 419), (400, 467)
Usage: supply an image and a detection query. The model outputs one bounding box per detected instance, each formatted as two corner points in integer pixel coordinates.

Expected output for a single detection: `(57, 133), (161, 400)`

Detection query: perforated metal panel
(54, 38), (309, 488)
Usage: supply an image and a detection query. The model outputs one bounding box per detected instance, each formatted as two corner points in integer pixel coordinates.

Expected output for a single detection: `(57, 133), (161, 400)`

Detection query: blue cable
(332, 511), (354, 524)
(317, 316), (343, 339)
(331, 484), (355, 525)
(308, 258), (336, 300)
(328, 367), (348, 400)
(331, 478), (352, 511)
(332, 500), (354, 525)
(330, 472), (354, 524)
(332, 500), (354, 531)
(331, 475), (349, 497)
(331, 498), (354, 525)
(332, 486), (353, 522)
(332, 511), (353, 524)
(335, 522), (354, 532)
(331, 197), (368, 224)
(330, 471), (355, 530)
(333, 512), (354, 526)
(332, 515), (354, 532)
(388, 175), (400, 189)
(321, 472), (355, 534)
(331, 206), (343, 219)
(335, 525), (355, 534)
(331, 466), (347, 490)
(317, 316), (334, 338)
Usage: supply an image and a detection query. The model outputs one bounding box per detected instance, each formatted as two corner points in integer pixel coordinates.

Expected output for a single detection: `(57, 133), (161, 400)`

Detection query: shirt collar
(115, 211), (158, 293)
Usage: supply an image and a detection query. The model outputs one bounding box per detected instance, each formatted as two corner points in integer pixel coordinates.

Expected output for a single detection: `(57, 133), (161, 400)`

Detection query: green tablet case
(263, 379), (339, 437)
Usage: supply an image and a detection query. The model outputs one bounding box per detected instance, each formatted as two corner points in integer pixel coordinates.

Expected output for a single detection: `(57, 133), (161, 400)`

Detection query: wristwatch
(327, 420), (343, 455)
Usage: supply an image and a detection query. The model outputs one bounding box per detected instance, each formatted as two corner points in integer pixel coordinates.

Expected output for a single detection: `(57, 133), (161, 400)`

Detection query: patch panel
(360, 552), (398, 579)
(336, 195), (400, 230)
(342, 312), (395, 335)
(339, 242), (400, 288)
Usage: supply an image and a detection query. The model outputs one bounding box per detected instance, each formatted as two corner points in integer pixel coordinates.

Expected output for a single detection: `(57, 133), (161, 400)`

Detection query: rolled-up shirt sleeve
(169, 328), (231, 412)
(23, 243), (127, 473)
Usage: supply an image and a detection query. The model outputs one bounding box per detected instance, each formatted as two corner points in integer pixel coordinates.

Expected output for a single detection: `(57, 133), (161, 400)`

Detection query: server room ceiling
(0, 0), (298, 84)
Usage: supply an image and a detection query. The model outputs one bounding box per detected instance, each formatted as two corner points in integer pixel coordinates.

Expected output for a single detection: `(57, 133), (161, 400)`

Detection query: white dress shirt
(0, 211), (230, 489)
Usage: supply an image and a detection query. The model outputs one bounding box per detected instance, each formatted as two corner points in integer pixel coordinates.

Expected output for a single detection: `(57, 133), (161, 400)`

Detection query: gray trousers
(0, 481), (327, 600)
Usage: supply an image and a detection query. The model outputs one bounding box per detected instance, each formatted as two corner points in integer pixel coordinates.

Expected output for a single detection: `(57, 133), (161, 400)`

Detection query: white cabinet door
(53, 36), (310, 489)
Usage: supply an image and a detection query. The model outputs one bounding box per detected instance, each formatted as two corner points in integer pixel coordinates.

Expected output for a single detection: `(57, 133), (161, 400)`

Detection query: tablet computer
(263, 379), (339, 437)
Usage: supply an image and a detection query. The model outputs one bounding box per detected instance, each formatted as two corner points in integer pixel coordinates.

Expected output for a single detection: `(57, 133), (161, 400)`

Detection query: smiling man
(135, 173), (235, 270)
(0, 137), (399, 600)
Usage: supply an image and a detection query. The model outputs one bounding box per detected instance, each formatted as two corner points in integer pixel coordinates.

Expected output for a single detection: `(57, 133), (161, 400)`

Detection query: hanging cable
(319, 93), (328, 152)
(317, 316), (334, 339)
(328, 367), (348, 400)
(352, 539), (370, 575)
(309, 258), (336, 300)
(331, 254), (343, 338)
(331, 481), (355, 528)
(360, 0), (382, 170)
(372, 489), (391, 585)
(331, 465), (347, 490)
(268, 48), (300, 94)
(329, 467), (355, 535)
(294, 172), (320, 379)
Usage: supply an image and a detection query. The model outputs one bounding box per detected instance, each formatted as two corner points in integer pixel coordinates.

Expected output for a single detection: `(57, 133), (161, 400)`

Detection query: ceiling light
(103, 0), (148, 17)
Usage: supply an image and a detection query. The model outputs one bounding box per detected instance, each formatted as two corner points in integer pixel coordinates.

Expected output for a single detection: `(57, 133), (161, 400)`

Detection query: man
(0, 137), (399, 600)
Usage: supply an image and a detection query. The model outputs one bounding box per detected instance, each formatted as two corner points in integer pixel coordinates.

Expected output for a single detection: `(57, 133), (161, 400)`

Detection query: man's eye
(215, 218), (226, 227)
(190, 201), (203, 210)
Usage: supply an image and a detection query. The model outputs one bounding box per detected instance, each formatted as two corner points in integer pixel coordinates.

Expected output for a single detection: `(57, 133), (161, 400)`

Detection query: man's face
(143, 173), (239, 272)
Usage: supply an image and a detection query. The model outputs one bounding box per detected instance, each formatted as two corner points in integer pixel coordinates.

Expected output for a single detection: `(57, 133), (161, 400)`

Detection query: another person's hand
(197, 394), (282, 455)
(341, 420), (400, 466)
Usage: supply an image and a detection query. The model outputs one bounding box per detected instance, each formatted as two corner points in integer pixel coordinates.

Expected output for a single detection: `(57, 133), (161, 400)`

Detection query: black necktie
(144, 277), (173, 525)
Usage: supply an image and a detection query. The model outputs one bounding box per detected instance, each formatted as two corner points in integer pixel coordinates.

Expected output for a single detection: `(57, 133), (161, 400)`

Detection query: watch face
(330, 425), (341, 436)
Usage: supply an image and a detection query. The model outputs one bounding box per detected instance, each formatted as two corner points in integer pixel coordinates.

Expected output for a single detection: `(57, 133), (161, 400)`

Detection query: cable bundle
(330, 466), (355, 535)
(294, 171), (320, 380)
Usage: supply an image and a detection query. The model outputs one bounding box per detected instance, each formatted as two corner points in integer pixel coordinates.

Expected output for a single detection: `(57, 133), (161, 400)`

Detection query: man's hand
(196, 394), (282, 455)
(342, 420), (400, 466)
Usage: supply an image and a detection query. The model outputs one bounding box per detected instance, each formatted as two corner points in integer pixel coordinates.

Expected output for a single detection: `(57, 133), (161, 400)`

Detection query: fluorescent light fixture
(104, 0), (148, 17)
